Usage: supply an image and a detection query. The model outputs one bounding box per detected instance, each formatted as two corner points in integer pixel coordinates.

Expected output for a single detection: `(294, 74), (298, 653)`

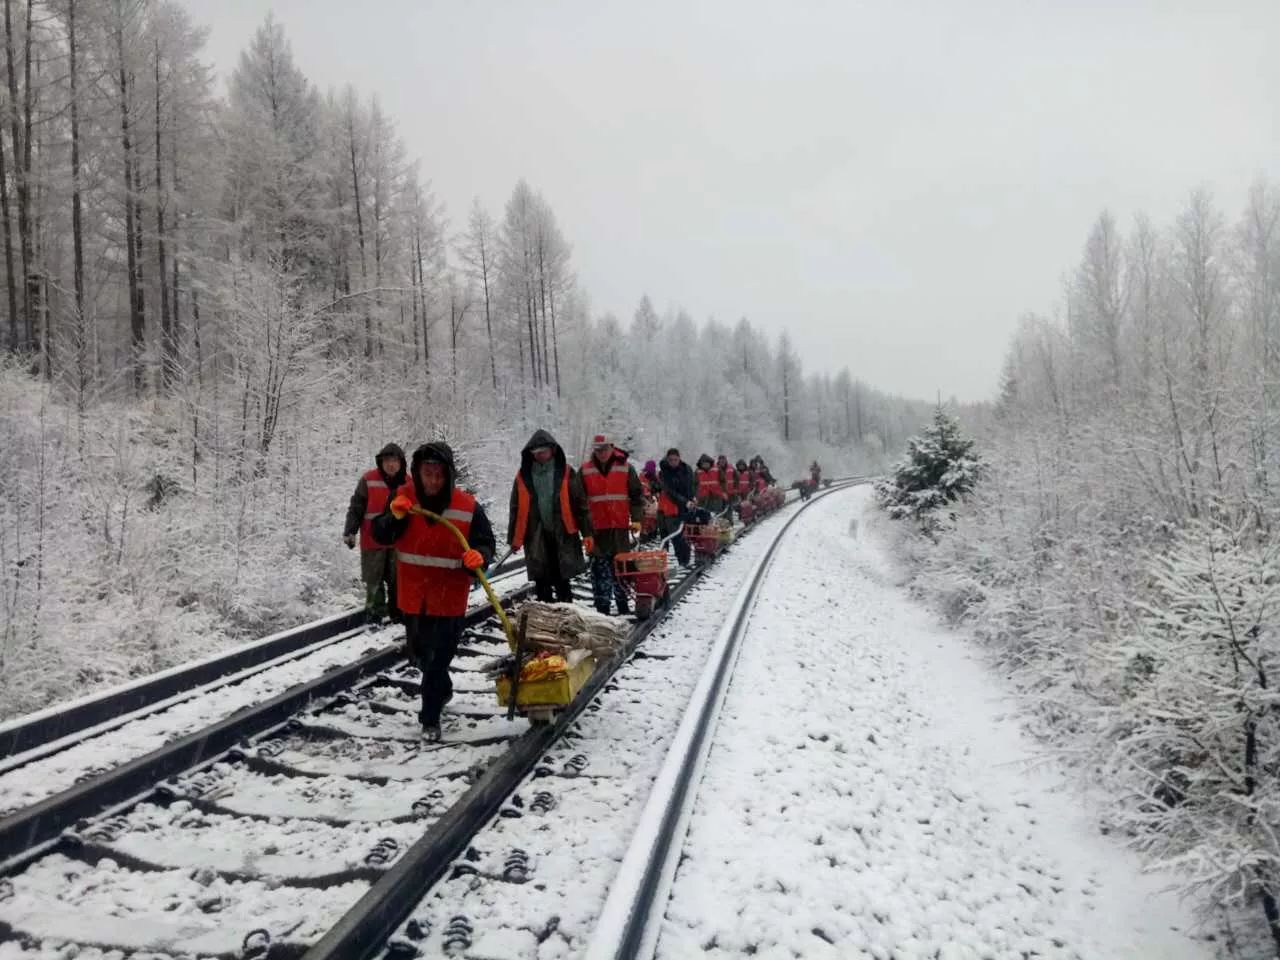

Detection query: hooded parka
(507, 429), (591, 582)
(344, 442), (407, 550)
(372, 441), (496, 617)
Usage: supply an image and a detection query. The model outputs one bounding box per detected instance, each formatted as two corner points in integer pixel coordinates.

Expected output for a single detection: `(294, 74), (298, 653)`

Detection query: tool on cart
(493, 602), (628, 724)
(506, 610), (530, 722)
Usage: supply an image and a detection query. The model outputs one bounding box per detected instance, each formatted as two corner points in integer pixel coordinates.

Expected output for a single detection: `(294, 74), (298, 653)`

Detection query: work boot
(421, 723), (442, 743)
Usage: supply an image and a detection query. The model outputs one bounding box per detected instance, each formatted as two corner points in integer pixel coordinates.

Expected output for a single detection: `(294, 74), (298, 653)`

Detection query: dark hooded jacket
(371, 441), (496, 570)
(656, 457), (696, 518)
(507, 429), (590, 582)
(344, 442), (407, 539)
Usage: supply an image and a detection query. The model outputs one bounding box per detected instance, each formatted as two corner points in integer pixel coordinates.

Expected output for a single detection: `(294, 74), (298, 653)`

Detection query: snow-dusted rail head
(650, 488), (1214, 960)
(0, 489), (821, 958)
(0, 564), (530, 818)
(366, 490), (845, 959)
(392, 485), (1218, 960)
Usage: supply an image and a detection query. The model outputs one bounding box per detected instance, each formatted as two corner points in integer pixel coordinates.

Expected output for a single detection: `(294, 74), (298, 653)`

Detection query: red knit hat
(592, 434), (611, 448)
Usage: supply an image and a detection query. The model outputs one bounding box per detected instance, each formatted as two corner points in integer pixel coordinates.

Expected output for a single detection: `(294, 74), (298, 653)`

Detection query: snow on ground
(0, 627), (392, 815)
(657, 486), (1216, 960)
(0, 572), (527, 815)
(381, 506), (802, 958)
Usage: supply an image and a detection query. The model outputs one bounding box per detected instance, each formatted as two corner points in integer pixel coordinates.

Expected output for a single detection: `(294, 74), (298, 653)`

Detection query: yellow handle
(409, 505), (517, 649)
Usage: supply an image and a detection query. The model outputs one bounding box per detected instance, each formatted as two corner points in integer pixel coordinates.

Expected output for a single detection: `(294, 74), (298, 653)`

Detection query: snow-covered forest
(0, 6), (931, 719)
(895, 187), (1280, 951)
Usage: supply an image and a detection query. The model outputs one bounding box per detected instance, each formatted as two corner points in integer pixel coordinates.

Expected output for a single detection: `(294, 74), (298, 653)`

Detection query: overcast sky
(186, 0), (1279, 402)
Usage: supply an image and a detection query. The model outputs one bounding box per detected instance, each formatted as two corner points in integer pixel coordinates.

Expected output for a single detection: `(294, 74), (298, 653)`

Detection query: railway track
(0, 557), (529, 763)
(0, 484), (862, 958)
(356, 481), (861, 960)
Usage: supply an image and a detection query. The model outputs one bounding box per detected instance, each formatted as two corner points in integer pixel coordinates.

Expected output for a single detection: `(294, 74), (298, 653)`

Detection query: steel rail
(0, 583), (533, 870)
(585, 481), (859, 960)
(0, 556), (526, 762)
(0, 480), (866, 762)
(303, 479), (864, 960)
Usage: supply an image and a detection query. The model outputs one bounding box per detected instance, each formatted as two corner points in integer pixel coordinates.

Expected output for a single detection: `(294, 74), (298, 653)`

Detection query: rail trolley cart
(495, 610), (599, 725)
(684, 517), (733, 561)
(613, 548), (670, 619)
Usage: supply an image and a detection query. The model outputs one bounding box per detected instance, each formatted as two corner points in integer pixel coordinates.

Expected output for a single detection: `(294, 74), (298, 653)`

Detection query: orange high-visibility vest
(511, 470), (579, 549)
(393, 486), (477, 617)
(360, 468), (392, 551)
(581, 458), (632, 530)
(721, 465), (736, 494)
(697, 468), (723, 499)
(737, 471), (750, 496)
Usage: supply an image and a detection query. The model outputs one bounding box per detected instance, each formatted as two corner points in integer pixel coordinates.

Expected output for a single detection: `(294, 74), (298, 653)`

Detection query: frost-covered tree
(0, 7), (927, 724)
(1111, 519), (1280, 952)
(876, 405), (981, 532)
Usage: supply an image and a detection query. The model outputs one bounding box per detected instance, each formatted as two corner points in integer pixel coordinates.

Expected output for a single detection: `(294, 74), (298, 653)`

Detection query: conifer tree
(876, 405), (981, 532)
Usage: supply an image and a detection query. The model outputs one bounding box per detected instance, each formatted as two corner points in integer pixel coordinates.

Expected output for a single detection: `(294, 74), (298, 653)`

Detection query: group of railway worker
(341, 433), (778, 740)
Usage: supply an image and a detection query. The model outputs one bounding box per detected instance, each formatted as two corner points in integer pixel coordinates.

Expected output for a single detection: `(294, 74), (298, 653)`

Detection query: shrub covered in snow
(875, 405), (981, 534)
(888, 192), (1280, 950)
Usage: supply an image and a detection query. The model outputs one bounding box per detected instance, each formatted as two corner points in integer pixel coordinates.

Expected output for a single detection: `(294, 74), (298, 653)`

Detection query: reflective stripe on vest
(396, 552), (463, 569)
(360, 469), (394, 550)
(581, 458), (631, 530)
(393, 486), (477, 617)
(697, 468), (722, 498)
(512, 470), (579, 549)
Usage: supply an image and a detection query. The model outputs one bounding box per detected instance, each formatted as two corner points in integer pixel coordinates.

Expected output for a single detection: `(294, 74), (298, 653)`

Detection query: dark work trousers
(404, 614), (464, 726)
(658, 514), (691, 567)
(533, 530), (574, 603)
(590, 553), (628, 614)
(360, 547), (396, 619)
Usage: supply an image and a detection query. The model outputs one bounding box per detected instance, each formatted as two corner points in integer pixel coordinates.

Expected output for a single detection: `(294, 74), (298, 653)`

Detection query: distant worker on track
(641, 459), (659, 499)
(696, 454), (727, 516)
(717, 455), (737, 513)
(507, 429), (591, 604)
(656, 448), (696, 568)
(374, 441), (496, 742)
(343, 442), (406, 622)
(581, 434), (645, 616)
(750, 455), (775, 488)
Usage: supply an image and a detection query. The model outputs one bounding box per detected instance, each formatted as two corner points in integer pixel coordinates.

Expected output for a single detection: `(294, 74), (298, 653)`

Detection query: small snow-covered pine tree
(876, 405), (981, 533)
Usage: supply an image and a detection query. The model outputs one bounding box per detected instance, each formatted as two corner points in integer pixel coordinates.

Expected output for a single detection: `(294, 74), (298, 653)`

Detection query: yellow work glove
(629, 521), (642, 534)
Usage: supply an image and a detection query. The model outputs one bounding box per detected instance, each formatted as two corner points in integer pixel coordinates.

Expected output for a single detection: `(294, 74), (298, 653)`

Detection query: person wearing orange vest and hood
(343, 442), (406, 621)
(580, 434), (645, 616)
(373, 441), (496, 742)
(716, 455), (737, 512)
(507, 429), (591, 603)
(696, 454), (727, 515)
